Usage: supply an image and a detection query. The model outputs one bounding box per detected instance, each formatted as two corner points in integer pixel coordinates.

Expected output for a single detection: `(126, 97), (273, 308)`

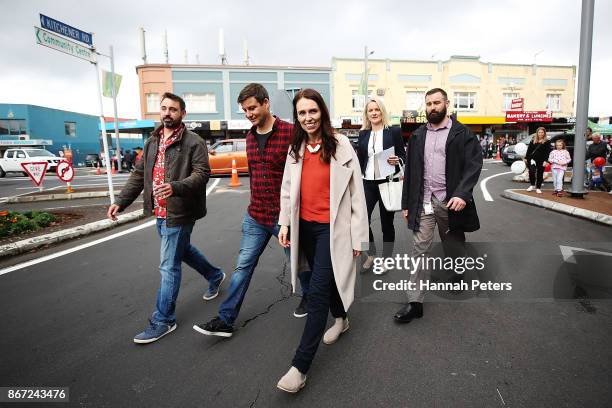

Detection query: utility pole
(364, 46), (374, 106)
(569, 0), (595, 197)
(110, 45), (122, 172)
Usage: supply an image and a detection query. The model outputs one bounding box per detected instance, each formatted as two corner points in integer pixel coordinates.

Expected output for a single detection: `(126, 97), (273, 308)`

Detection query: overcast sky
(1, 0), (610, 119)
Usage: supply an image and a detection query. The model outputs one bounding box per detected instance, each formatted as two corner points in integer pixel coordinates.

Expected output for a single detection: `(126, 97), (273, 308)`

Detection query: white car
(0, 148), (62, 177)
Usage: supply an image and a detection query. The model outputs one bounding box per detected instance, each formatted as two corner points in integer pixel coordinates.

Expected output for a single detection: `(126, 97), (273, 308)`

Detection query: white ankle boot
(323, 318), (349, 345)
(362, 256), (374, 269)
(277, 366), (306, 393)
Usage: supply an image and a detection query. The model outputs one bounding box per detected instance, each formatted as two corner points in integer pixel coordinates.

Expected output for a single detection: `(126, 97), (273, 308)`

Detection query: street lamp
(364, 46), (375, 102)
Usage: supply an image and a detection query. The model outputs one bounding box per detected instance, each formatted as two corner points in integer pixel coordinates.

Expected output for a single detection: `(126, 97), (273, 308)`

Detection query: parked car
(0, 148), (61, 177)
(84, 153), (100, 167)
(208, 139), (248, 175)
(502, 132), (575, 168)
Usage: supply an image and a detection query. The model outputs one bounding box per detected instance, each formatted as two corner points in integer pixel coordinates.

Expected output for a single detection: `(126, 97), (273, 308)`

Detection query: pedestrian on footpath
(124, 149), (133, 172)
(356, 97), (405, 274)
(193, 83), (312, 339)
(548, 139), (571, 197)
(395, 88), (483, 324)
(586, 133), (611, 192)
(107, 92), (225, 344)
(524, 127), (551, 194)
(276, 88), (368, 393)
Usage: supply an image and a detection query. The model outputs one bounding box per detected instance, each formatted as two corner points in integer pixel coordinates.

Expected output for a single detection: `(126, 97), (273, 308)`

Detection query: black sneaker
(293, 296), (308, 318)
(193, 316), (233, 338)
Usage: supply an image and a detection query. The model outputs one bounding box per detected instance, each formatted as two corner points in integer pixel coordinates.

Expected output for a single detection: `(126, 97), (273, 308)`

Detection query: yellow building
(332, 55), (575, 137)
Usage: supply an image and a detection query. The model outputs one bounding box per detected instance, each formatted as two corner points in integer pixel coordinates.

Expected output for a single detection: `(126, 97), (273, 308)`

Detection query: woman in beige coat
(276, 88), (368, 393)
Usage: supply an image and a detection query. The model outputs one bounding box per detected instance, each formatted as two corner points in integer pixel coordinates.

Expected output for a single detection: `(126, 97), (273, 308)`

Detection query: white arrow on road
(479, 171), (514, 201)
(559, 245), (612, 264)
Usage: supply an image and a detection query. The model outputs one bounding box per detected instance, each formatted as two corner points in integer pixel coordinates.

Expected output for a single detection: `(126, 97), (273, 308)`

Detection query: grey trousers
(407, 196), (466, 303)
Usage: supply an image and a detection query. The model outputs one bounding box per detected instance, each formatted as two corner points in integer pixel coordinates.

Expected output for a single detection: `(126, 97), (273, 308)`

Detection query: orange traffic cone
(111, 164), (117, 176)
(96, 162), (101, 175)
(495, 147), (501, 160)
(228, 159), (242, 187)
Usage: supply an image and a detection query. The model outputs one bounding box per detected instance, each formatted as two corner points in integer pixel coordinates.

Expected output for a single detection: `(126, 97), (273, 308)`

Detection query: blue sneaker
(203, 272), (226, 301)
(133, 320), (177, 344)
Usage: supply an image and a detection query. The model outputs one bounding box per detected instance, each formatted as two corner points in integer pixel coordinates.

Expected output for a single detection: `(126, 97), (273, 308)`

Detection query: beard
(162, 116), (181, 129)
(426, 105), (447, 125)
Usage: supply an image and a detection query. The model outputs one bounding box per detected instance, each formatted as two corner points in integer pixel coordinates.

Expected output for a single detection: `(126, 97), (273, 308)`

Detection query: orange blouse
(300, 144), (331, 223)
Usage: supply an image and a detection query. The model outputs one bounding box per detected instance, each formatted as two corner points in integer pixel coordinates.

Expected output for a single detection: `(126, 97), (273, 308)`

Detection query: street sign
(21, 162), (49, 187)
(39, 14), (92, 46)
(510, 98), (524, 111)
(35, 27), (94, 62)
(56, 161), (75, 182)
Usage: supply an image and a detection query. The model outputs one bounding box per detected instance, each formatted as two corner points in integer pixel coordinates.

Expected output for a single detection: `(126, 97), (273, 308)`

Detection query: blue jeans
(218, 212), (311, 326)
(152, 219), (223, 325)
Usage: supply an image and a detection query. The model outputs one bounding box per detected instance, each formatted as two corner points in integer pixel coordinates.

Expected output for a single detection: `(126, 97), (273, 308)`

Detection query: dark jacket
(116, 125), (211, 227)
(357, 126), (406, 177)
(587, 141), (610, 161)
(525, 140), (551, 164)
(401, 120), (483, 232)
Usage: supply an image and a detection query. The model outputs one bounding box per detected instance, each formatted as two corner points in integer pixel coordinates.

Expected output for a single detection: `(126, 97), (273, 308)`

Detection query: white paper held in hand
(377, 147), (397, 179)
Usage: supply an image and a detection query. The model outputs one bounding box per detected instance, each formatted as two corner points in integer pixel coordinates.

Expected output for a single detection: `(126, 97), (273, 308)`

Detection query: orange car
(208, 139), (248, 175)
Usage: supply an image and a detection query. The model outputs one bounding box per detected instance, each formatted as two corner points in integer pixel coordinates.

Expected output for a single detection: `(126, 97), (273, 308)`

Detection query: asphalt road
(0, 169), (131, 201)
(0, 164), (610, 407)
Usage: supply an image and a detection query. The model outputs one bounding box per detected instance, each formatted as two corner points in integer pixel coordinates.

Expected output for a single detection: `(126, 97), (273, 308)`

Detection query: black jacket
(401, 120), (483, 232)
(525, 140), (551, 164)
(587, 142), (610, 161)
(116, 125), (211, 227)
(357, 126), (406, 177)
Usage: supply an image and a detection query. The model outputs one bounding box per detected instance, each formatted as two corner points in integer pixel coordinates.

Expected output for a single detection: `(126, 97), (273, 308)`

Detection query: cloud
(1, 0), (610, 117)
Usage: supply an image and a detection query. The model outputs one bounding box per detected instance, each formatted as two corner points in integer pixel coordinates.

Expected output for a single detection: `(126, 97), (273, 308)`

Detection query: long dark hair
(289, 88), (337, 164)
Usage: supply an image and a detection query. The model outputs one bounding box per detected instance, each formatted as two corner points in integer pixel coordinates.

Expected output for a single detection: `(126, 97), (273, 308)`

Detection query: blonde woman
(524, 127), (551, 194)
(276, 89), (368, 393)
(356, 97), (406, 273)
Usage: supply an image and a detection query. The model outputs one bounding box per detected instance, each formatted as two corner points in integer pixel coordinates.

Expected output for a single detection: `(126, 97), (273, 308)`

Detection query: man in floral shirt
(108, 92), (225, 344)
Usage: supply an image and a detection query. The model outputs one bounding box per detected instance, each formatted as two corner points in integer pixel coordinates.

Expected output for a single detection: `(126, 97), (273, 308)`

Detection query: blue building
(0, 104), (146, 166)
(137, 64), (333, 140)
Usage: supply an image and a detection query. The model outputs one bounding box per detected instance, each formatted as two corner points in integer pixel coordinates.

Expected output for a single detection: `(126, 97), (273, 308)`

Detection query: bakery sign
(505, 111), (553, 123)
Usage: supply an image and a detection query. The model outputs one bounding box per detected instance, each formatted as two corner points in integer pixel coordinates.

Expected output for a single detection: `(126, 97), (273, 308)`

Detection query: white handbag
(378, 159), (404, 212)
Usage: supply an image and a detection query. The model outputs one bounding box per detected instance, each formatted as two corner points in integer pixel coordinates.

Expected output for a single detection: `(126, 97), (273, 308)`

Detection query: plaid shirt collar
(157, 123), (185, 144)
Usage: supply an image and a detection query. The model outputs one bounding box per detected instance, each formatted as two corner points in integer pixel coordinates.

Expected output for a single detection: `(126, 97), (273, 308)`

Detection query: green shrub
(0, 210), (56, 238)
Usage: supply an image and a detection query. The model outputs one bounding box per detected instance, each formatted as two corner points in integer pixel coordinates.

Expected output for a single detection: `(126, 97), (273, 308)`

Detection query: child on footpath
(548, 139), (571, 197)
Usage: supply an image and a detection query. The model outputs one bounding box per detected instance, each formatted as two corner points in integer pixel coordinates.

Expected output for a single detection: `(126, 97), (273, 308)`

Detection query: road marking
(479, 171), (513, 201)
(0, 178), (220, 276)
(559, 245), (612, 263)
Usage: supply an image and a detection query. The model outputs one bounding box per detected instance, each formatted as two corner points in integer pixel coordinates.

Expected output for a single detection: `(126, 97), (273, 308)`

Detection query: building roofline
(136, 63), (332, 71)
(331, 56), (575, 69)
(0, 102), (98, 118)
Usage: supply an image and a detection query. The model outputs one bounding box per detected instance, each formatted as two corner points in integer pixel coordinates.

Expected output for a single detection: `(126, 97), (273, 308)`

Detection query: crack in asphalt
(248, 388), (261, 408)
(240, 261), (292, 329)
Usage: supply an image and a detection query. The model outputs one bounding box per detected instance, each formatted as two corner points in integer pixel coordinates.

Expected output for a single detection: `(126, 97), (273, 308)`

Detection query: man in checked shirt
(108, 92), (225, 344)
(193, 83), (311, 338)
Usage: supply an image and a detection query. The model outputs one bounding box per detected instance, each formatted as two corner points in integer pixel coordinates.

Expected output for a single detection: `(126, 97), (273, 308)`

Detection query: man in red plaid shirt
(194, 83), (311, 338)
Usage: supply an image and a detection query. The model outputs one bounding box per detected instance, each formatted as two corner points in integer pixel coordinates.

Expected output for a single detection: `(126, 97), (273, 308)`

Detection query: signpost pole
(110, 45), (122, 172)
(92, 51), (115, 204)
